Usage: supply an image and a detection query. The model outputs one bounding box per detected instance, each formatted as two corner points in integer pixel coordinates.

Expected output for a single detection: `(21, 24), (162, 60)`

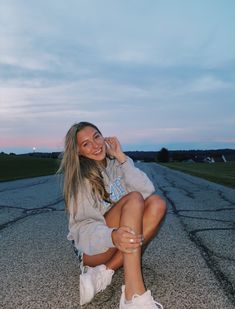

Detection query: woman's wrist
(116, 153), (126, 164)
(111, 228), (118, 246)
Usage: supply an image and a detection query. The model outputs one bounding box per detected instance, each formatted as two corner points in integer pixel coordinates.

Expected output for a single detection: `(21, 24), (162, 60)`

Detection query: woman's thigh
(83, 193), (135, 267)
(104, 191), (144, 227)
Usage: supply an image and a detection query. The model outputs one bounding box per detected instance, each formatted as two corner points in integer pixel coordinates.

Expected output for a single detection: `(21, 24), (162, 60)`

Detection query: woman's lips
(93, 148), (103, 155)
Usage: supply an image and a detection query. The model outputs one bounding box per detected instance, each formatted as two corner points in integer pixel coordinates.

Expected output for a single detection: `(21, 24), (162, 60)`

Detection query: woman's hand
(111, 226), (143, 254)
(104, 137), (126, 164)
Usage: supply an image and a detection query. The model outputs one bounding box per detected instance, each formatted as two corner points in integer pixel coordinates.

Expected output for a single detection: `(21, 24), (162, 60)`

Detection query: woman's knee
(122, 191), (145, 212)
(126, 191), (144, 202)
(145, 195), (167, 219)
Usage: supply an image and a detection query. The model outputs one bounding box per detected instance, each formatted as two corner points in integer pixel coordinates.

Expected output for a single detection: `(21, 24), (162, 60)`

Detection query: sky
(0, 0), (234, 154)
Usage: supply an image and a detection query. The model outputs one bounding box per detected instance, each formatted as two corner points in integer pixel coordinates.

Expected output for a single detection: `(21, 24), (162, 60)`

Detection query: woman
(58, 122), (166, 309)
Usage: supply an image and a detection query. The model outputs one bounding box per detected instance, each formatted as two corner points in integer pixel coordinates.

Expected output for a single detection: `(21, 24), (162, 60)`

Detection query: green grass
(1, 154), (234, 188)
(0, 154), (60, 181)
(161, 162), (235, 188)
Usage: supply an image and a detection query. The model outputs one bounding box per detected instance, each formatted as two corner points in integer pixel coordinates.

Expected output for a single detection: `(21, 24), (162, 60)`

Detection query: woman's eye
(95, 134), (101, 139)
(82, 142), (89, 147)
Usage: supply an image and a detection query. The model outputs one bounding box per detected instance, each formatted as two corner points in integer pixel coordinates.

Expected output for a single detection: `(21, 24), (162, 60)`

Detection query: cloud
(0, 0), (234, 153)
(185, 75), (233, 93)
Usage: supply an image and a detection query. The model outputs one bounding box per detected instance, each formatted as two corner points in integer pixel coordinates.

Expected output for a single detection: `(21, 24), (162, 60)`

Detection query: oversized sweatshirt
(67, 156), (155, 256)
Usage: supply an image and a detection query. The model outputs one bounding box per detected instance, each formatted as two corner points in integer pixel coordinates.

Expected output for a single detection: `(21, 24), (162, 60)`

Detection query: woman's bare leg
(84, 191), (145, 299)
(83, 192), (166, 300)
(83, 194), (166, 270)
(119, 192), (146, 299)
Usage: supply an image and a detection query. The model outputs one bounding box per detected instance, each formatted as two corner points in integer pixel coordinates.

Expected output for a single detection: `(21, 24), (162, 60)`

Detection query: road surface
(0, 163), (234, 308)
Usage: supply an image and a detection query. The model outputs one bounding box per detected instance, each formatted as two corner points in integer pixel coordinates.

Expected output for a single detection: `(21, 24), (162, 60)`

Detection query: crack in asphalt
(158, 184), (235, 305)
(218, 190), (235, 206)
(176, 207), (235, 213)
(189, 228), (235, 262)
(188, 228), (235, 303)
(144, 162), (235, 304)
(0, 205), (27, 210)
(0, 178), (51, 193)
(177, 213), (235, 224)
(148, 164), (234, 205)
(161, 174), (235, 207)
(0, 197), (64, 231)
(163, 178), (196, 199)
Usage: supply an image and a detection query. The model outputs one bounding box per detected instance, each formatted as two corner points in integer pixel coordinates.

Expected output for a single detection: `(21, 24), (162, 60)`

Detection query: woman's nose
(92, 140), (99, 149)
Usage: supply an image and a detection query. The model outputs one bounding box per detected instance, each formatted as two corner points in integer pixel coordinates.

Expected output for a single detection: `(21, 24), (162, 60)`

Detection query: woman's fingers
(119, 242), (142, 254)
(122, 232), (142, 244)
(104, 136), (118, 142)
(104, 137), (120, 149)
(122, 248), (139, 254)
(125, 243), (142, 250)
(119, 226), (143, 243)
(104, 137), (115, 145)
(113, 226), (144, 253)
(125, 233), (142, 242)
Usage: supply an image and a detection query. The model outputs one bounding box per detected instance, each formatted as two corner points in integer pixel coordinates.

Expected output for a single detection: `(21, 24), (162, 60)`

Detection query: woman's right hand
(111, 226), (143, 254)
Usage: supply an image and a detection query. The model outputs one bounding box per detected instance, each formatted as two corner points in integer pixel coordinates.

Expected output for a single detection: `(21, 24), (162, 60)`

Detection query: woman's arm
(68, 217), (116, 256)
(118, 156), (155, 198)
(105, 136), (155, 198)
(67, 184), (116, 256)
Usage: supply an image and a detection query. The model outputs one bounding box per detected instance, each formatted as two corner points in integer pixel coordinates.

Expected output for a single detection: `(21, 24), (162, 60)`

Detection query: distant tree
(157, 147), (169, 162)
(9, 152), (16, 156)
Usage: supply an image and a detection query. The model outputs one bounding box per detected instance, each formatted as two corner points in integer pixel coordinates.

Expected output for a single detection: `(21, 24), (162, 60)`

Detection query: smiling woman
(58, 121), (167, 308)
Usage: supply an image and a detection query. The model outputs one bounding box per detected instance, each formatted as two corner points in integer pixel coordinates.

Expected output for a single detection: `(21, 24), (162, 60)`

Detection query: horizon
(0, 1), (235, 153)
(1, 139), (235, 156)
(2, 147), (235, 156)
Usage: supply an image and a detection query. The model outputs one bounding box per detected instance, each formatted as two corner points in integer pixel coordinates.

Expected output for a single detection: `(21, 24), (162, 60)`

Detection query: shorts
(71, 240), (83, 264)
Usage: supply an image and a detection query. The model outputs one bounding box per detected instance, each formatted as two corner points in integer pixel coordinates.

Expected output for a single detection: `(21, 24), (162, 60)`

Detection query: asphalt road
(0, 163), (234, 309)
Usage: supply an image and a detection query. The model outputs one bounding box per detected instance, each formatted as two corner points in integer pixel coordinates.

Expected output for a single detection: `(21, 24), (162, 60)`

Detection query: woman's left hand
(104, 137), (126, 164)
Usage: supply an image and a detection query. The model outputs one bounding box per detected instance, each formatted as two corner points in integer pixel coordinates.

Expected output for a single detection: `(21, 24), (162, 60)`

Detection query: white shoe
(119, 285), (164, 309)
(79, 264), (114, 305)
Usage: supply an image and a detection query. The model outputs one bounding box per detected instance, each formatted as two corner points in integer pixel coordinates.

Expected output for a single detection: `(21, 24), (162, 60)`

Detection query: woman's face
(77, 126), (106, 161)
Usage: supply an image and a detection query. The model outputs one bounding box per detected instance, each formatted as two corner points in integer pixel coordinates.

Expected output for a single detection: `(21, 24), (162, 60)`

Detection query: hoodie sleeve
(117, 156), (155, 199)
(67, 185), (116, 256)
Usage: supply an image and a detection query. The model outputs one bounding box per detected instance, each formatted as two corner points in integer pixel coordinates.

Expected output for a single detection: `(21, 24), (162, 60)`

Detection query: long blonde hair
(58, 122), (111, 213)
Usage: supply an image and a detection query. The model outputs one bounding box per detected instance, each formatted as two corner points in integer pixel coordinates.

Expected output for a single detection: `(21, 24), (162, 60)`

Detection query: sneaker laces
(151, 299), (164, 309)
(146, 297), (163, 309)
(132, 293), (164, 309)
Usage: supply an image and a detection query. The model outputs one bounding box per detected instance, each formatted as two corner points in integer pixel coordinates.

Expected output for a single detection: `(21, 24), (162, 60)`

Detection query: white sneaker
(119, 285), (164, 309)
(80, 264), (114, 305)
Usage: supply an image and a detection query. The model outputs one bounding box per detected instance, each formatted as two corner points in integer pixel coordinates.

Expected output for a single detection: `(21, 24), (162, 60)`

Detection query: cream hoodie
(67, 156), (155, 256)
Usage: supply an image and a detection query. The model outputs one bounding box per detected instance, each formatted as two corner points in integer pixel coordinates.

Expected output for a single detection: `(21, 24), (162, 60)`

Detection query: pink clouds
(0, 136), (63, 149)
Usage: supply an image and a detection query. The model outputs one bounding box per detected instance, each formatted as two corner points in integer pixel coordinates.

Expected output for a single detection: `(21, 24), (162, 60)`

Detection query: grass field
(0, 154), (60, 181)
(161, 162), (235, 188)
(1, 155), (234, 188)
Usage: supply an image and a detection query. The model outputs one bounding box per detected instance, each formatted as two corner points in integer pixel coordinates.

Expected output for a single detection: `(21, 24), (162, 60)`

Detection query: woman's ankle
(124, 285), (146, 301)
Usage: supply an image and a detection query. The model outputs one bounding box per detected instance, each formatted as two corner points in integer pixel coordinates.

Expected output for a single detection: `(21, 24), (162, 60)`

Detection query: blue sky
(0, 0), (234, 154)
